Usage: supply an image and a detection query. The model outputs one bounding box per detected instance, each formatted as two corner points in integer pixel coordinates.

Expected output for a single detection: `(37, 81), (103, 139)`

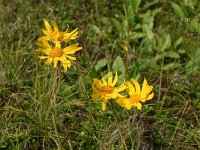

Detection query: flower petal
(114, 84), (126, 93)
(144, 93), (154, 101)
(126, 81), (135, 95)
(91, 92), (102, 101)
(45, 57), (53, 65)
(52, 21), (59, 32)
(44, 19), (52, 32)
(53, 57), (58, 68)
(93, 78), (103, 89)
(65, 55), (76, 60)
(62, 61), (71, 72)
(102, 98), (108, 111)
(131, 79), (141, 95)
(107, 72), (113, 85)
(133, 102), (142, 110)
(58, 55), (68, 63)
(63, 43), (82, 54)
(101, 74), (107, 86)
(38, 56), (48, 59)
(111, 72), (118, 86)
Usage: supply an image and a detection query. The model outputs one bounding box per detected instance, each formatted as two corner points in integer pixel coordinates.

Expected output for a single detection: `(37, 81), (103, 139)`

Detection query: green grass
(0, 0), (200, 149)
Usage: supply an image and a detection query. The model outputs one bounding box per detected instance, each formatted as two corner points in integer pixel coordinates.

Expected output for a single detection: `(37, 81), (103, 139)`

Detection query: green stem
(109, 101), (126, 148)
(51, 67), (62, 150)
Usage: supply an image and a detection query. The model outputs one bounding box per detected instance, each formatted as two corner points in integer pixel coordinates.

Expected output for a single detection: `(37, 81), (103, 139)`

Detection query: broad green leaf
(162, 34), (171, 51)
(132, 0), (141, 13)
(142, 0), (159, 10)
(153, 51), (180, 62)
(170, 2), (185, 21)
(90, 24), (101, 34)
(127, 5), (135, 24)
(174, 37), (183, 48)
(165, 51), (180, 58)
(189, 17), (200, 33)
(112, 56), (125, 77)
(162, 63), (180, 70)
(94, 58), (108, 71)
(143, 24), (154, 40)
(111, 18), (122, 33)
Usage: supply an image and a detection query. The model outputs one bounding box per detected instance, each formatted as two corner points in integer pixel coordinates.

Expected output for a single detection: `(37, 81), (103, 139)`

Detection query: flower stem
(109, 100), (126, 148)
(51, 67), (62, 150)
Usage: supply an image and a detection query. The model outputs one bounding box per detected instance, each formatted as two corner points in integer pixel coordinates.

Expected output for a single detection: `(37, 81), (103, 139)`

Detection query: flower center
(49, 47), (63, 58)
(101, 85), (114, 94)
(130, 94), (141, 103)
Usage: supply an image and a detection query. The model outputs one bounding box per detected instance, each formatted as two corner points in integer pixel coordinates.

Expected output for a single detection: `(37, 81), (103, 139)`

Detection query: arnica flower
(91, 72), (126, 111)
(116, 78), (154, 110)
(38, 19), (78, 42)
(36, 40), (82, 71)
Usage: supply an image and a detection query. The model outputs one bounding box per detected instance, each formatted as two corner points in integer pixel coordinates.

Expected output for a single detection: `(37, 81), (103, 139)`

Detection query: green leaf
(90, 24), (101, 34)
(132, 0), (141, 13)
(162, 34), (171, 51)
(162, 63), (180, 70)
(189, 17), (200, 33)
(165, 51), (180, 58)
(143, 24), (154, 40)
(170, 2), (185, 21)
(112, 18), (122, 33)
(174, 37), (183, 48)
(112, 56), (125, 77)
(94, 58), (108, 71)
(153, 51), (180, 62)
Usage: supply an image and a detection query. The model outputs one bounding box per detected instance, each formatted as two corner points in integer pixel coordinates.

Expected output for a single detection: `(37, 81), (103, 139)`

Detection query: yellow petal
(65, 55), (76, 60)
(42, 29), (50, 36)
(62, 61), (71, 72)
(101, 74), (107, 86)
(109, 92), (119, 99)
(91, 92), (102, 100)
(58, 55), (68, 63)
(63, 43), (82, 54)
(53, 58), (58, 68)
(38, 36), (51, 42)
(55, 41), (61, 48)
(131, 79), (141, 95)
(126, 81), (135, 95)
(107, 72), (113, 85)
(111, 72), (118, 86)
(63, 28), (78, 41)
(38, 56), (48, 59)
(93, 78), (103, 89)
(42, 40), (51, 48)
(133, 102), (142, 110)
(145, 93), (154, 101)
(102, 99), (108, 111)
(45, 57), (53, 65)
(52, 21), (59, 32)
(114, 84), (126, 93)
(92, 82), (100, 93)
(44, 19), (52, 32)
(37, 48), (51, 55)
(124, 103), (132, 110)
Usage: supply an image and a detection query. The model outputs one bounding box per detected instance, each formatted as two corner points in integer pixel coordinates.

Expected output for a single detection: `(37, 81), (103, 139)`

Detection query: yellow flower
(36, 40), (82, 71)
(38, 19), (78, 42)
(116, 78), (154, 110)
(120, 42), (129, 52)
(91, 72), (126, 111)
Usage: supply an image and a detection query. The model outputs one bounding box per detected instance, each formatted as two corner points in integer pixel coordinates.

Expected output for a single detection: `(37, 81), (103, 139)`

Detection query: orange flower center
(101, 85), (114, 94)
(130, 94), (141, 103)
(49, 47), (63, 58)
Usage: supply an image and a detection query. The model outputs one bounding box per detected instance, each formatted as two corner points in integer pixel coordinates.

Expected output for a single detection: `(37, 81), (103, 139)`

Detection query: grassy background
(0, 0), (200, 149)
